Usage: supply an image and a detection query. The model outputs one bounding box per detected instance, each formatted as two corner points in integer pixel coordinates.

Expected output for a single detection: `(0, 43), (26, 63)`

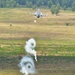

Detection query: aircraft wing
(29, 12), (38, 16)
(41, 13), (47, 17)
(29, 12), (35, 15)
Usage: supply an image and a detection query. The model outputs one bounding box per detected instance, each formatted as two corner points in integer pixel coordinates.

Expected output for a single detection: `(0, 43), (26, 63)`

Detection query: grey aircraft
(30, 9), (47, 18)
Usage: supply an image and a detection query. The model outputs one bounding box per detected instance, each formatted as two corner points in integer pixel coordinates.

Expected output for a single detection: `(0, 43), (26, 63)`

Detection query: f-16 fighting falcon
(30, 9), (47, 18)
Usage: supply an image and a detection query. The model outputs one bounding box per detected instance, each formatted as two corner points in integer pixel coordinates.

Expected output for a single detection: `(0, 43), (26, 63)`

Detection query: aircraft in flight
(30, 9), (47, 18)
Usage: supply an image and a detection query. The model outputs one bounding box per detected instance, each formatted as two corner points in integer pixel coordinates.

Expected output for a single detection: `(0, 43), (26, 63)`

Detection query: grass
(0, 8), (75, 75)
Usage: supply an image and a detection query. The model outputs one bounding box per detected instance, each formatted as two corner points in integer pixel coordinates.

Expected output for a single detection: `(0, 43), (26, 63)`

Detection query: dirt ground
(0, 56), (75, 75)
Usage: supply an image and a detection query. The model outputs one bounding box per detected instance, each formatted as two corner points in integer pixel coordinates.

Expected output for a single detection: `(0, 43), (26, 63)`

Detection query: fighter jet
(30, 9), (47, 18)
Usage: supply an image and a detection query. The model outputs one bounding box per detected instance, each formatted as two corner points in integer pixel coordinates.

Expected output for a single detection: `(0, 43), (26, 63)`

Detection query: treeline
(0, 0), (75, 11)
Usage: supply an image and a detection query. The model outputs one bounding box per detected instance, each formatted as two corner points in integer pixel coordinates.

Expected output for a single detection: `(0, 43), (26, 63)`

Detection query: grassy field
(0, 8), (75, 75)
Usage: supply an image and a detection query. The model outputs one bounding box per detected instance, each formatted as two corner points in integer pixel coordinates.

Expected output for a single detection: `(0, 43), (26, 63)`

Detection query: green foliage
(26, 1), (32, 8)
(57, 3), (60, 10)
(48, 0), (53, 8)
(32, 5), (37, 9)
(55, 7), (60, 15)
(63, 5), (67, 10)
(51, 5), (55, 14)
(65, 22), (69, 26)
(72, 1), (75, 11)
(51, 5), (60, 15)
(6, 0), (17, 8)
(16, 3), (20, 7)
(36, 0), (42, 7)
(0, 0), (74, 11)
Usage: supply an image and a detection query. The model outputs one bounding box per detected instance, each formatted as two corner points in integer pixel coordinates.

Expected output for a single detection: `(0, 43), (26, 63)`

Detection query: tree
(57, 3), (60, 10)
(16, 3), (20, 7)
(51, 5), (56, 14)
(63, 5), (66, 10)
(0, 2), (2, 7)
(36, 0), (42, 7)
(55, 7), (59, 15)
(0, 0), (74, 9)
(6, 0), (17, 8)
(72, 1), (75, 11)
(1, 0), (6, 8)
(32, 5), (37, 9)
(51, 5), (59, 15)
(26, 1), (32, 8)
(48, 0), (53, 8)
(11, 1), (17, 7)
